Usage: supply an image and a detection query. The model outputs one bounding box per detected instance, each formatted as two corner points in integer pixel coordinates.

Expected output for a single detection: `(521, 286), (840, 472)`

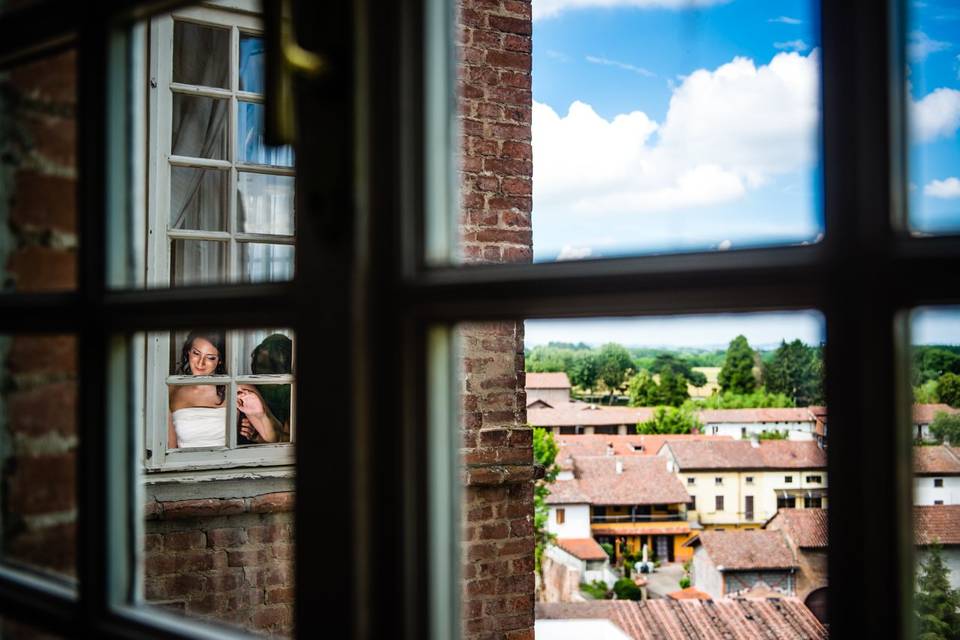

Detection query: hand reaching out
(237, 387), (266, 418)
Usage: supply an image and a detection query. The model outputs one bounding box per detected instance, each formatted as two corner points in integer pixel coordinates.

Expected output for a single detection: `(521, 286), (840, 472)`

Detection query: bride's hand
(237, 387), (266, 419)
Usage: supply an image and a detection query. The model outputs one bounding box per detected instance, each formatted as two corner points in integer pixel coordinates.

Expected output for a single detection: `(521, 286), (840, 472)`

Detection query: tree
(637, 406), (701, 435)
(533, 428), (559, 574)
(718, 335), (757, 395)
(915, 543), (960, 640)
(913, 347), (960, 386)
(687, 388), (794, 409)
(613, 577), (643, 601)
(627, 370), (660, 407)
(939, 373), (960, 408)
(656, 368), (690, 407)
(930, 412), (960, 446)
(651, 353), (707, 387)
(763, 339), (823, 406)
(568, 351), (600, 391)
(596, 343), (634, 403)
(915, 380), (941, 404)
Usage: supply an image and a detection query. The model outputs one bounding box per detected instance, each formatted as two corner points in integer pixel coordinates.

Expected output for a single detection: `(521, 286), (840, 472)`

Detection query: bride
(168, 331), (280, 448)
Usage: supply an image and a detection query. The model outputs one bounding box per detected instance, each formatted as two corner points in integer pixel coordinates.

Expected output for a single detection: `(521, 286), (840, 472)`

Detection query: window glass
(171, 95), (229, 160)
(239, 243), (295, 283)
(237, 102), (294, 167)
(170, 167), (228, 231)
(239, 34), (265, 93)
(173, 21), (230, 88)
(237, 173), (295, 235)
(0, 49), (77, 292)
(170, 239), (227, 286)
(906, 4), (960, 234)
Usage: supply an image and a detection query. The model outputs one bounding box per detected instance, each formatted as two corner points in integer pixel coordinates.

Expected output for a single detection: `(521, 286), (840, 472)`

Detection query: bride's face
(188, 338), (221, 376)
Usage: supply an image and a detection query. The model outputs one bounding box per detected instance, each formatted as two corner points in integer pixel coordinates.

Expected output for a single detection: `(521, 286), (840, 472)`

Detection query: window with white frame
(142, 2), (296, 472)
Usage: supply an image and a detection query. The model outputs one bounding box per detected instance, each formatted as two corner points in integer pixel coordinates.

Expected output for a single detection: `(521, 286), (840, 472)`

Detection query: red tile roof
(660, 440), (826, 471)
(913, 445), (960, 475)
(535, 599), (827, 640)
(914, 403), (960, 424)
(529, 403), (656, 427)
(698, 408), (815, 424)
(766, 509), (828, 549)
(556, 434), (734, 457)
(667, 587), (713, 601)
(914, 505), (960, 546)
(556, 537), (609, 561)
(687, 530), (797, 571)
(525, 372), (571, 389)
(546, 455), (690, 506)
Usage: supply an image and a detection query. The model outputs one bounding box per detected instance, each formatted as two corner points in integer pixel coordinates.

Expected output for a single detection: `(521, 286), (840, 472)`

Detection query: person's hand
(237, 387), (265, 419)
(239, 416), (258, 442)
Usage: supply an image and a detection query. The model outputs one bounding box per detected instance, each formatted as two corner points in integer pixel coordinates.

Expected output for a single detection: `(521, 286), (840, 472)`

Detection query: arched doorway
(805, 587), (828, 624)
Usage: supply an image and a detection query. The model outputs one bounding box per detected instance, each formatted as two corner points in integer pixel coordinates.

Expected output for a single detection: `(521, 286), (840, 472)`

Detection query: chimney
(615, 460), (623, 474)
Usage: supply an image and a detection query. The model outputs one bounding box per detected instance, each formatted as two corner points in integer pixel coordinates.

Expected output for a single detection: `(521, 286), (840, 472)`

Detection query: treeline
(525, 336), (825, 409)
(912, 346), (960, 408)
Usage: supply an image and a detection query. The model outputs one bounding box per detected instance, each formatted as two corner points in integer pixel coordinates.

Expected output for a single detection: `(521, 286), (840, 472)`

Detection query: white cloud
(533, 0), (729, 21)
(911, 87), (960, 141)
(556, 245), (594, 260)
(908, 31), (951, 62)
(769, 16), (802, 25)
(586, 55), (655, 76)
(924, 177), (960, 198)
(774, 39), (810, 52)
(546, 49), (570, 62)
(533, 51), (821, 218)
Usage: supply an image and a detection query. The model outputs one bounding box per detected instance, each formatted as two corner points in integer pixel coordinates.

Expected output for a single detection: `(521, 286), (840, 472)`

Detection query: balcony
(590, 512), (685, 524)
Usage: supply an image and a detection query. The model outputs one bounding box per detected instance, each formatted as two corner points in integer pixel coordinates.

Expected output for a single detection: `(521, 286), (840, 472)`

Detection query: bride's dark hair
(178, 331), (226, 403)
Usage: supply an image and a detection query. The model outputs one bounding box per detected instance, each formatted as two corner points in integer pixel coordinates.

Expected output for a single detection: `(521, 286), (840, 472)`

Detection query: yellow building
(658, 439), (827, 530)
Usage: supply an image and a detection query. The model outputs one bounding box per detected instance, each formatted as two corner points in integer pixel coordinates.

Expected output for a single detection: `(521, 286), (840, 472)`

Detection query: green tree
(637, 406), (702, 435)
(763, 339), (823, 406)
(930, 412), (960, 446)
(651, 353), (707, 387)
(718, 335), (757, 395)
(533, 427), (559, 574)
(627, 370), (660, 407)
(686, 388), (794, 410)
(913, 347), (960, 386)
(939, 373), (960, 408)
(597, 343), (634, 403)
(613, 577), (643, 601)
(915, 380), (941, 404)
(915, 543), (960, 640)
(656, 367), (690, 407)
(568, 351), (600, 391)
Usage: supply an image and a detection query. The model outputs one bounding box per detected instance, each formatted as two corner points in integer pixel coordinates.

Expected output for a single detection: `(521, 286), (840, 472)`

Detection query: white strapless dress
(172, 406), (226, 448)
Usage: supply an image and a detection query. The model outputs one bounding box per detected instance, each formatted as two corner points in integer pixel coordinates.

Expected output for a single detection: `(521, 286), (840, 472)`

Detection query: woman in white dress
(168, 331), (280, 448)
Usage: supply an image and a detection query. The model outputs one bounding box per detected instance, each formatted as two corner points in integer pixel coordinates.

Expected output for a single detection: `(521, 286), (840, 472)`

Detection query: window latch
(264, 0), (327, 145)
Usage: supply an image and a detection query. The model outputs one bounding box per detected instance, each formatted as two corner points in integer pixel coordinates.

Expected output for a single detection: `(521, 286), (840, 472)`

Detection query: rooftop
(685, 530), (797, 571)
(546, 455), (690, 506)
(555, 434), (733, 458)
(660, 439), (826, 471)
(913, 445), (960, 475)
(535, 599), (827, 640)
(914, 403), (960, 424)
(666, 587), (712, 601)
(555, 537), (609, 561)
(765, 508), (828, 549)
(697, 408), (815, 424)
(525, 372), (572, 389)
(529, 403), (655, 427)
(914, 505), (960, 546)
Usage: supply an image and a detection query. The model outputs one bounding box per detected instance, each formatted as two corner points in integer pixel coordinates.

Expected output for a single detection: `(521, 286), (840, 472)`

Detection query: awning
(591, 522), (691, 536)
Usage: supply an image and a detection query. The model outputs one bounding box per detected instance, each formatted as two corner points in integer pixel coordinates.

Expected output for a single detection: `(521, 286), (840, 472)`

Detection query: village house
(684, 530), (798, 599)
(526, 372), (574, 408)
(914, 505), (960, 590)
(913, 445), (960, 505)
(698, 408), (817, 441)
(545, 454), (694, 564)
(913, 404), (960, 442)
(764, 508), (829, 622)
(658, 439), (828, 530)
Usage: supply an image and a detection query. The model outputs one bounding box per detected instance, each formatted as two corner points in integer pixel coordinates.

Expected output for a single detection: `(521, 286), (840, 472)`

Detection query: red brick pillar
(457, 2), (533, 639)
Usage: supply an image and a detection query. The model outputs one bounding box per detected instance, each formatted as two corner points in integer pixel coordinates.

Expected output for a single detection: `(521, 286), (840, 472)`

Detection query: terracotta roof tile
(914, 505), (960, 546)
(556, 434), (734, 458)
(766, 509), (828, 549)
(535, 599), (828, 640)
(914, 404), (960, 424)
(913, 445), (960, 475)
(661, 440), (826, 471)
(526, 372), (571, 389)
(546, 455), (690, 506)
(529, 404), (656, 427)
(667, 587), (712, 601)
(688, 530), (797, 570)
(556, 537), (609, 561)
(698, 408), (815, 424)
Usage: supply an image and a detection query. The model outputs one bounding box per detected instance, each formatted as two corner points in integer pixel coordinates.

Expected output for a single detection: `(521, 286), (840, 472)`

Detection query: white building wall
(527, 388), (571, 406)
(914, 476), (960, 505)
(692, 545), (724, 598)
(547, 504), (592, 538)
(704, 421), (815, 441)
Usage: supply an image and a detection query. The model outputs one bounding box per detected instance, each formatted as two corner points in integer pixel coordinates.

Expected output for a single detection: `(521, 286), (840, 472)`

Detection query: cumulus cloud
(908, 31), (951, 62)
(586, 55), (655, 76)
(533, 50), (821, 218)
(924, 177), (960, 198)
(533, 0), (729, 21)
(769, 16), (802, 24)
(774, 39), (810, 52)
(556, 245), (594, 260)
(911, 87), (960, 141)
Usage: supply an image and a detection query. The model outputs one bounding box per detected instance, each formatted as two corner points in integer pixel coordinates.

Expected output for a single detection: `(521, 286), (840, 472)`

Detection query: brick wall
(144, 490), (294, 635)
(458, 0), (534, 637)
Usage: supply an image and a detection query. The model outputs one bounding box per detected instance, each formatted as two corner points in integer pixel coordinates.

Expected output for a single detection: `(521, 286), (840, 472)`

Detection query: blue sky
(529, 0), (960, 261)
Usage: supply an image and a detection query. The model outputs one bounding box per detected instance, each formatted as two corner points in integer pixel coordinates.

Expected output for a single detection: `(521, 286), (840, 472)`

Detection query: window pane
(437, 0), (823, 265)
(0, 49), (77, 292)
(911, 307), (960, 640)
(172, 94), (229, 160)
(239, 34), (265, 93)
(173, 21), (230, 89)
(237, 101), (294, 167)
(237, 329), (294, 376)
(169, 329), (229, 376)
(239, 243), (293, 283)
(238, 173), (295, 235)
(906, 5), (960, 234)
(0, 335), (77, 582)
(171, 239), (227, 286)
(171, 167), (228, 231)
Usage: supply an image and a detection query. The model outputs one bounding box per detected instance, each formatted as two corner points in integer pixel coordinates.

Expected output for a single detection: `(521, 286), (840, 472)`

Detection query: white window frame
(143, 1), (296, 472)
